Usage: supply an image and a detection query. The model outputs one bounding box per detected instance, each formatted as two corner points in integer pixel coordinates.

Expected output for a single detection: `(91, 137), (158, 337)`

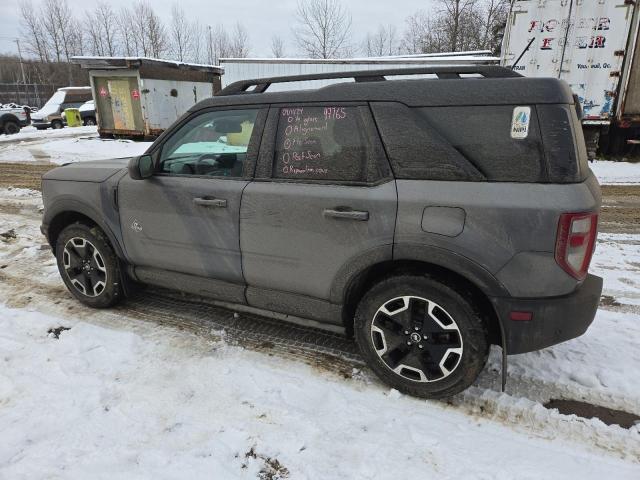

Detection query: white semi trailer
(501, 0), (640, 157)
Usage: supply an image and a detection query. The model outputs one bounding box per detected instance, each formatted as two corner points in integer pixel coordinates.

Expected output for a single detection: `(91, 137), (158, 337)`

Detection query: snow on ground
(591, 160), (640, 185)
(0, 304), (637, 480)
(0, 187), (639, 478)
(0, 125), (98, 144)
(0, 126), (151, 164)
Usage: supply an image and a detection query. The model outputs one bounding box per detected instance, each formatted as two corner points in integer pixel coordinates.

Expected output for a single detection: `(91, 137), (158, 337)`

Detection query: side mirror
(128, 155), (154, 180)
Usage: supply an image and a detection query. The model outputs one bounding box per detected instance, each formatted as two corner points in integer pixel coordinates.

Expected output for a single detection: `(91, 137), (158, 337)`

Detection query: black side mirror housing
(128, 155), (154, 180)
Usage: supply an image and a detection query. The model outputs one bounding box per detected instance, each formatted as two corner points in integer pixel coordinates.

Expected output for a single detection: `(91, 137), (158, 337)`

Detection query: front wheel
(55, 223), (123, 308)
(3, 121), (20, 135)
(354, 275), (489, 399)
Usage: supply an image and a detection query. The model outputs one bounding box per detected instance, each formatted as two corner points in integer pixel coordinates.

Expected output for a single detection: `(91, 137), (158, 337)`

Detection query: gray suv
(41, 67), (603, 398)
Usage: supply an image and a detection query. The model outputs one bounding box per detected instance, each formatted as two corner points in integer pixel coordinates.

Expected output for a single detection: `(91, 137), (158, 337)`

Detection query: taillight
(555, 212), (598, 280)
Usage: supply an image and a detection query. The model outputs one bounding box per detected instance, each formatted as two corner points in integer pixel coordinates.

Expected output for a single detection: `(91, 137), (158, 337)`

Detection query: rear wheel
(3, 121), (20, 135)
(354, 275), (489, 398)
(55, 223), (123, 308)
(51, 119), (63, 129)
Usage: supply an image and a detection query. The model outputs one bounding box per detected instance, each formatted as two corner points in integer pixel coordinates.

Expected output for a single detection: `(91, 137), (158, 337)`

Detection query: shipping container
(501, 0), (640, 156)
(220, 52), (499, 92)
(72, 57), (223, 138)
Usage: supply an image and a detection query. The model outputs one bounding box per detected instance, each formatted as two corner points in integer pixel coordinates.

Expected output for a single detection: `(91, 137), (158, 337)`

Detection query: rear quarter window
(417, 105), (546, 182)
(372, 102), (549, 182)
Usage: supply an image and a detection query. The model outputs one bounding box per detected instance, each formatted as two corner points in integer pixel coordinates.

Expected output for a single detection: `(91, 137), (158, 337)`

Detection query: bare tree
(147, 7), (168, 57)
(117, 8), (138, 56)
(94, 2), (119, 56)
(479, 0), (509, 53)
(41, 0), (64, 62)
(128, 1), (168, 58)
(207, 24), (237, 64)
(436, 0), (478, 52)
(170, 3), (192, 61)
(271, 35), (285, 58)
(190, 22), (205, 63)
(85, 11), (105, 56)
(294, 0), (352, 58)
(363, 24), (398, 57)
(19, 1), (49, 62)
(229, 23), (250, 58)
(401, 11), (448, 54)
(131, 3), (150, 56)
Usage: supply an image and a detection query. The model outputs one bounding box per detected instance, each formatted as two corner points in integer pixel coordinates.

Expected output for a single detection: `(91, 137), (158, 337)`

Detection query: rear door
(240, 104), (397, 312)
(118, 107), (266, 285)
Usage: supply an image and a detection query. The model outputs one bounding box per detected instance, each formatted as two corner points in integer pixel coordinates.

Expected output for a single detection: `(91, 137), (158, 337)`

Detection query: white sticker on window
(511, 106), (531, 139)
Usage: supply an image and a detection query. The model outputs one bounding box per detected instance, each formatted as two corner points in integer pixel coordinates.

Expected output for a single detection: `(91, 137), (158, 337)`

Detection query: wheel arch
(340, 250), (507, 348)
(0, 113), (20, 128)
(45, 204), (126, 261)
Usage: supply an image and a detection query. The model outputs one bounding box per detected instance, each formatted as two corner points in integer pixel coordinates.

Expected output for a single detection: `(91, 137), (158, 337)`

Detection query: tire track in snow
(1, 189), (639, 461)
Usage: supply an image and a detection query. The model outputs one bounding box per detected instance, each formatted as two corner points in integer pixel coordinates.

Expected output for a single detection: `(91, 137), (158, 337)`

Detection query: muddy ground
(0, 162), (638, 234)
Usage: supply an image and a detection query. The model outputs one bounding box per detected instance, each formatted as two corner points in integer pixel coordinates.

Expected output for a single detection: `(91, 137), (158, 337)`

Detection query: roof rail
(218, 66), (522, 95)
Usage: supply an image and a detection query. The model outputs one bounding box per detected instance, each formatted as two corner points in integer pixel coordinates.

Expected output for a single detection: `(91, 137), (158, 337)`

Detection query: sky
(0, 0), (435, 59)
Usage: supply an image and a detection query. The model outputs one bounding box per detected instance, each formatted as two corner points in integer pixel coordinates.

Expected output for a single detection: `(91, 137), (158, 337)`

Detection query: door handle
(193, 197), (227, 208)
(323, 208), (369, 221)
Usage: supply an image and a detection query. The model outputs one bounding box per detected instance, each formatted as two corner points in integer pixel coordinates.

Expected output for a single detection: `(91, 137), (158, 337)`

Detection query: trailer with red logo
(501, 0), (640, 157)
(71, 57), (223, 139)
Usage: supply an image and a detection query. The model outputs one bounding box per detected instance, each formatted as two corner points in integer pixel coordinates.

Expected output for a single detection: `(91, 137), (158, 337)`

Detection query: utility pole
(208, 26), (213, 65)
(15, 38), (27, 84)
(14, 38), (27, 106)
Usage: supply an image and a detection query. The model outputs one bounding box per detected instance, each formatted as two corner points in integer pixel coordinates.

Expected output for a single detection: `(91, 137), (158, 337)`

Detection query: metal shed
(72, 56), (224, 138)
(219, 52), (499, 91)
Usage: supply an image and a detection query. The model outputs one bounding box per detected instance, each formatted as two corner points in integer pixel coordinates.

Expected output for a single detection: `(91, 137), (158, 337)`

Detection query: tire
(55, 223), (123, 308)
(354, 275), (489, 399)
(35, 126), (48, 130)
(51, 120), (63, 129)
(83, 116), (96, 126)
(3, 121), (20, 135)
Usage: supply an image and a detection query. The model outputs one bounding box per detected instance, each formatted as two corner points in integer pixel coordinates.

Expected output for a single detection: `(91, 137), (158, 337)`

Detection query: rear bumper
(490, 274), (603, 355)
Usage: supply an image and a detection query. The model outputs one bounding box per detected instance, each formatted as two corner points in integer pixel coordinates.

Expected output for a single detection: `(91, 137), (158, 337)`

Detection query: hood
(33, 103), (60, 119)
(43, 158), (130, 183)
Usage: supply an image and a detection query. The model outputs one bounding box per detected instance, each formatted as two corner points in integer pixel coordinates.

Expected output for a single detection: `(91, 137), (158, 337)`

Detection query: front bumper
(31, 120), (51, 128)
(490, 274), (603, 355)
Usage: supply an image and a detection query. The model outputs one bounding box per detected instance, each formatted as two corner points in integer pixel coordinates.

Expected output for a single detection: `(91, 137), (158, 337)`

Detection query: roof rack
(218, 66), (522, 95)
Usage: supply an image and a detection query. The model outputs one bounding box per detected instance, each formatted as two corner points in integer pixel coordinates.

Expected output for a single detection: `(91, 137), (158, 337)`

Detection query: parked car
(0, 105), (30, 135)
(78, 100), (96, 126)
(40, 67), (603, 398)
(31, 87), (92, 130)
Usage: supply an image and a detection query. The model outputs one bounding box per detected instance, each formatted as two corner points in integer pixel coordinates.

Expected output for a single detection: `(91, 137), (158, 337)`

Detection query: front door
(119, 107), (265, 285)
(241, 104), (397, 310)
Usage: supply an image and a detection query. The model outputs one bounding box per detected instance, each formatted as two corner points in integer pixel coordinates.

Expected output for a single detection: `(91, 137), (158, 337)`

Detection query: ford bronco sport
(41, 67), (603, 398)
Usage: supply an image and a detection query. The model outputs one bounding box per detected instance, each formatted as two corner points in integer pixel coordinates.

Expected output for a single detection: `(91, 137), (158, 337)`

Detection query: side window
(417, 106), (545, 182)
(159, 109), (259, 177)
(372, 102), (547, 182)
(273, 106), (369, 182)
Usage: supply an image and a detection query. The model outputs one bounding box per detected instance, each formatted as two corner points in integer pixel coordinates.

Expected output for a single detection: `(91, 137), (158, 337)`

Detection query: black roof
(191, 67), (574, 112)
